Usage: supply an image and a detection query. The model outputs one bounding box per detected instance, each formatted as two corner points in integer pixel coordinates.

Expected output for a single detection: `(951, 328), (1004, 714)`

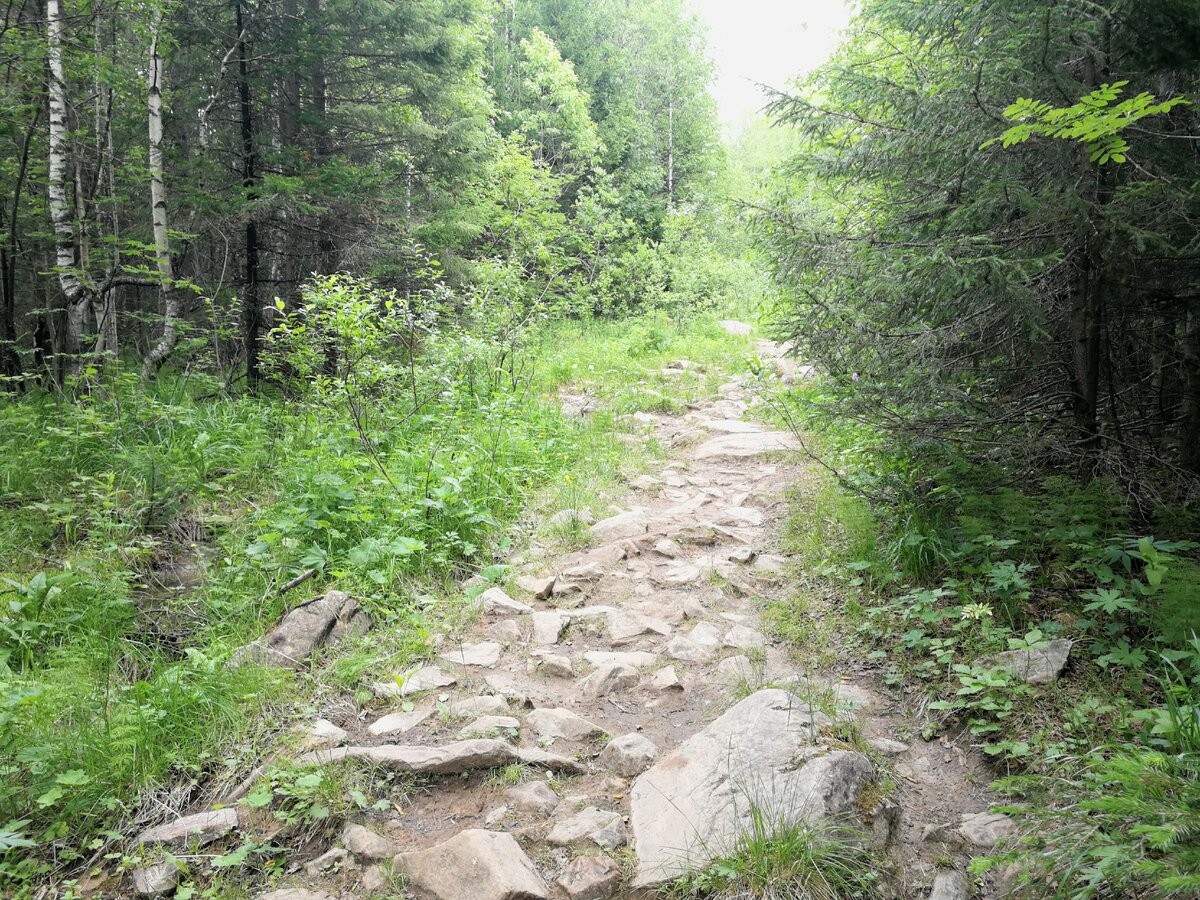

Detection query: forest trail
(224, 331), (1000, 900)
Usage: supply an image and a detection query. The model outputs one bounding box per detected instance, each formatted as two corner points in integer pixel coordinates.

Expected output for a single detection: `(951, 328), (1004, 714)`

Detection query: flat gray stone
(556, 854), (622, 900)
(440, 641), (503, 668)
(487, 618), (522, 643)
(981, 639), (1071, 684)
(547, 806), (625, 850)
(869, 738), (909, 756)
(629, 690), (874, 886)
(958, 811), (1017, 848)
(607, 612), (672, 645)
(233, 590), (370, 669)
(532, 611), (568, 645)
(516, 574), (556, 599)
(929, 870), (970, 900)
(299, 718), (347, 750)
(342, 822), (394, 860)
(591, 510), (648, 543)
(480, 587), (532, 616)
(599, 733), (657, 777)
(368, 708), (431, 736)
(694, 432), (800, 459)
(525, 708), (608, 742)
(137, 808), (239, 846)
(448, 695), (510, 718)
(584, 650), (658, 668)
(723, 624), (765, 650)
(132, 862), (179, 896)
(297, 739), (585, 775)
(650, 666), (684, 692)
(395, 829), (547, 900)
(505, 780), (559, 816)
(582, 663), (639, 697)
(539, 654), (574, 678)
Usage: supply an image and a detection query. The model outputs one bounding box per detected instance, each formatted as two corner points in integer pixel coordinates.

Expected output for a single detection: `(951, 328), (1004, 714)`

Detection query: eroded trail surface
(137, 340), (1003, 900)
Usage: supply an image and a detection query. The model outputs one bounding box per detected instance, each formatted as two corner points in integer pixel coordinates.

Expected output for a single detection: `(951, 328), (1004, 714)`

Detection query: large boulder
(233, 590), (369, 669)
(629, 689), (875, 887)
(394, 829), (547, 900)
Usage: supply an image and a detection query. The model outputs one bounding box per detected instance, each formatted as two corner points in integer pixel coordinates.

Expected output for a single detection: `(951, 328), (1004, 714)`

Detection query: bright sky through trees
(690, 0), (852, 131)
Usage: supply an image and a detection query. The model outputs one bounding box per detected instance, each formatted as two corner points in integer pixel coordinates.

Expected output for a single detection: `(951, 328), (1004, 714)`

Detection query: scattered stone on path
(372, 664), (456, 698)
(525, 708), (608, 742)
(752, 553), (786, 574)
(694, 431), (800, 459)
(715, 654), (756, 684)
(505, 780), (560, 816)
(556, 855), (623, 900)
(360, 865), (387, 892)
(547, 806), (625, 850)
(233, 590), (370, 669)
(607, 612), (671, 645)
(658, 563), (703, 585)
(298, 718), (347, 750)
(132, 862), (179, 897)
(448, 695), (510, 717)
(650, 665), (684, 692)
(298, 738), (585, 775)
(368, 707), (431, 737)
(137, 808), (240, 846)
(667, 621), (722, 662)
(979, 639), (1072, 684)
(723, 624), (765, 650)
(480, 587), (532, 616)
(487, 618), (522, 643)
(532, 610), (568, 645)
(584, 650), (658, 668)
(342, 823), (394, 860)
(394, 829), (548, 900)
(629, 690), (874, 887)
(517, 574), (556, 600)
(591, 509), (648, 543)
(303, 847), (351, 876)
(598, 733), (658, 777)
(459, 715), (521, 739)
(869, 737), (910, 756)
(582, 662), (639, 698)
(928, 870), (970, 900)
(653, 538), (682, 558)
(440, 641), (503, 668)
(958, 811), (1017, 848)
(538, 653), (575, 678)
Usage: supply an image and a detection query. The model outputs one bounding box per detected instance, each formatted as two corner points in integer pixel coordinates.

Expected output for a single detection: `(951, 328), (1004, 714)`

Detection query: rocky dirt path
(131, 335), (1007, 900)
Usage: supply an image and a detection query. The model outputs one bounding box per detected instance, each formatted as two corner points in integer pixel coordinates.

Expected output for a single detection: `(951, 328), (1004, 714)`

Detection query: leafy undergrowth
(0, 285), (755, 893)
(768, 379), (1200, 898)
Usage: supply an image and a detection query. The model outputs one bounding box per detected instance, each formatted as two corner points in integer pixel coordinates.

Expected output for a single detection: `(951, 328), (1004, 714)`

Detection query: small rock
(488, 619), (522, 644)
(448, 695), (510, 718)
(599, 733), (658, 777)
(728, 546), (754, 563)
(304, 846), (351, 875)
(716, 654), (756, 683)
(681, 596), (707, 619)
(459, 716), (521, 739)
(958, 811), (1017, 848)
(137, 808), (239, 846)
(608, 612), (672, 645)
(517, 575), (556, 599)
(233, 590), (370, 669)
(649, 666), (684, 691)
(360, 865), (387, 892)
(723, 624), (765, 650)
(868, 738), (909, 756)
(980, 639), (1072, 684)
(653, 538), (682, 559)
(582, 663), (639, 698)
(372, 665), (456, 698)
(485, 805), (511, 827)
(525, 708), (608, 741)
(440, 641), (503, 668)
(556, 854), (622, 900)
(752, 554), (786, 574)
(584, 650), (658, 668)
(299, 738), (585, 775)
(394, 829), (548, 900)
(539, 654), (575, 678)
(552, 579), (584, 598)
(299, 718), (347, 750)
(660, 564), (702, 585)
(132, 862), (179, 897)
(343, 823), (394, 860)
(547, 807), (625, 850)
(368, 707), (431, 737)
(591, 510), (648, 543)
(505, 781), (559, 816)
(929, 870), (970, 900)
(480, 587), (532, 616)
(532, 611), (568, 645)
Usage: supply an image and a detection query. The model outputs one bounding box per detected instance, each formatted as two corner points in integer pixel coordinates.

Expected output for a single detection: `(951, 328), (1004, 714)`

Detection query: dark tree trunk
(237, 0), (262, 386)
